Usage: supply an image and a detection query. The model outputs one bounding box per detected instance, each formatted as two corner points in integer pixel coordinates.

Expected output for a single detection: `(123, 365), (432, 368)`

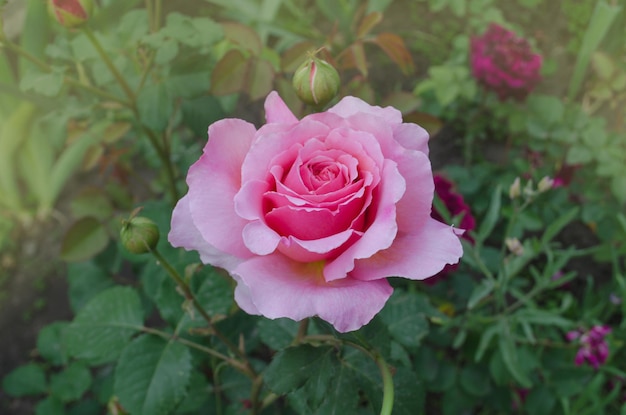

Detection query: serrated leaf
(316, 360), (358, 414)
(49, 361), (92, 402)
(114, 335), (192, 415)
(247, 58), (275, 101)
(257, 318), (299, 351)
(264, 345), (335, 394)
(2, 363), (47, 397)
(210, 49), (249, 96)
(392, 368), (426, 415)
(35, 397), (65, 415)
(221, 22), (262, 55)
(369, 32), (414, 75)
(19, 68), (64, 96)
(379, 291), (429, 348)
(459, 364), (491, 397)
(60, 217), (109, 262)
(65, 287), (144, 364)
(37, 322), (70, 366)
(66, 261), (115, 313)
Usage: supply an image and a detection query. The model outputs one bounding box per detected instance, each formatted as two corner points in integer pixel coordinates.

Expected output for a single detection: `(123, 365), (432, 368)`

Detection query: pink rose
(169, 92), (463, 332)
(471, 23), (542, 100)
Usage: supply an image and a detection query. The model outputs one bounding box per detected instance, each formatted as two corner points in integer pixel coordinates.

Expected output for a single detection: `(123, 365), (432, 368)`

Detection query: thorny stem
(151, 248), (256, 378)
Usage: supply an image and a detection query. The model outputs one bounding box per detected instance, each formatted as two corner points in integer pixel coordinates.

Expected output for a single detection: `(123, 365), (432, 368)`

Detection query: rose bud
(48, 0), (93, 28)
(120, 216), (160, 254)
(292, 56), (340, 107)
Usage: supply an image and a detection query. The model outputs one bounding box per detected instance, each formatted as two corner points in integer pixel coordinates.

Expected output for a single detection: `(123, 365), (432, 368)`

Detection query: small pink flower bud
(537, 176), (554, 193)
(120, 216), (160, 254)
(292, 55), (340, 107)
(48, 0), (93, 28)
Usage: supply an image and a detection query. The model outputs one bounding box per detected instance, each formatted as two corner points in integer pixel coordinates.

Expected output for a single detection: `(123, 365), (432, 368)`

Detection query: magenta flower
(566, 325), (612, 369)
(169, 92), (464, 332)
(470, 23), (542, 100)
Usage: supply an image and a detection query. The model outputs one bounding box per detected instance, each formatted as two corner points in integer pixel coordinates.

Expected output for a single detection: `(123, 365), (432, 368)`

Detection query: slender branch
(151, 248), (256, 377)
(82, 26), (136, 102)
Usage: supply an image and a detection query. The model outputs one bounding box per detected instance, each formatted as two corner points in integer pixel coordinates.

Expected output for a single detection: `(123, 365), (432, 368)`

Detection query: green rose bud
(292, 55), (340, 107)
(120, 216), (160, 254)
(48, 0), (93, 28)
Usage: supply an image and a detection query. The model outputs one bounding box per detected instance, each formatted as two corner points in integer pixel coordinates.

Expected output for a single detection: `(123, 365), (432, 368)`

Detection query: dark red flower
(470, 23), (542, 100)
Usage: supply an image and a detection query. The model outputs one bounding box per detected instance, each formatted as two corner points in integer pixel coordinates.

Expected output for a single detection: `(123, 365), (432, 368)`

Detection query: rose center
(310, 163), (337, 182)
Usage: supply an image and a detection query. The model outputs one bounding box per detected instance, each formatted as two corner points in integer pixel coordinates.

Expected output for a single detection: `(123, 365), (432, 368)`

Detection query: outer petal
(187, 119), (257, 258)
(328, 96), (403, 125)
(265, 91), (298, 124)
(233, 254), (393, 332)
(393, 123), (430, 155)
(351, 218), (463, 281)
(169, 195), (242, 271)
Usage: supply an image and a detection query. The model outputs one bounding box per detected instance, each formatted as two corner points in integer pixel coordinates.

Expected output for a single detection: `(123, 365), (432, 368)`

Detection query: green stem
(82, 26), (136, 102)
(374, 353), (394, 415)
(293, 318), (309, 345)
(151, 248), (255, 377)
(141, 126), (180, 202)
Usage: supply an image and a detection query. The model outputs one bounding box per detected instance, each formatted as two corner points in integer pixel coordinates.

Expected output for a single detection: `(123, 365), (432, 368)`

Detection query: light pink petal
(323, 160), (406, 281)
(394, 150), (435, 232)
(393, 123), (430, 155)
(277, 229), (357, 262)
(169, 195), (242, 271)
(233, 254), (394, 332)
(265, 91), (298, 124)
(234, 180), (270, 221)
(187, 119), (257, 258)
(328, 96), (403, 125)
(242, 221), (281, 255)
(351, 218), (464, 281)
(232, 274), (260, 315)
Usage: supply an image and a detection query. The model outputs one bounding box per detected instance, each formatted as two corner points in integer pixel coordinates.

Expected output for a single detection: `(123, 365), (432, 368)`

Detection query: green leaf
(114, 335), (192, 415)
(257, 318), (299, 351)
(524, 385), (556, 415)
(19, 68), (64, 96)
(541, 207), (580, 245)
(513, 309), (572, 328)
(467, 278), (495, 309)
(315, 361), (359, 415)
(2, 363), (47, 397)
(379, 291), (429, 348)
(475, 324), (499, 362)
(60, 217), (109, 262)
(476, 185), (502, 243)
(37, 322), (70, 366)
(35, 397), (65, 415)
(66, 262), (115, 313)
(566, 145), (593, 164)
(210, 49), (249, 96)
(498, 324), (532, 388)
(137, 82), (174, 132)
(264, 345), (335, 394)
(49, 361), (92, 402)
(392, 368), (426, 415)
(64, 287), (144, 364)
(459, 364), (492, 397)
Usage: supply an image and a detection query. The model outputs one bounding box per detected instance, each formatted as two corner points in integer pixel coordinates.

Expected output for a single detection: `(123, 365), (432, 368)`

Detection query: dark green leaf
(459, 364), (492, 397)
(49, 361), (92, 402)
(393, 368), (426, 415)
(66, 261), (115, 313)
(476, 185), (502, 243)
(498, 325), (532, 388)
(264, 345), (335, 394)
(114, 335), (192, 415)
(35, 397), (65, 415)
(257, 318), (299, 351)
(524, 385), (556, 415)
(37, 322), (69, 366)
(467, 278), (495, 310)
(60, 217), (109, 262)
(541, 207), (580, 245)
(65, 287), (144, 364)
(379, 291), (429, 348)
(2, 363), (47, 397)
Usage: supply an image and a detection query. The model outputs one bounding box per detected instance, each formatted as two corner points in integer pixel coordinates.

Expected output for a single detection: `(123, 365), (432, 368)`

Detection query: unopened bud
(505, 237), (524, 256)
(509, 177), (521, 199)
(48, 0), (93, 28)
(292, 55), (340, 107)
(537, 176), (554, 193)
(120, 216), (160, 254)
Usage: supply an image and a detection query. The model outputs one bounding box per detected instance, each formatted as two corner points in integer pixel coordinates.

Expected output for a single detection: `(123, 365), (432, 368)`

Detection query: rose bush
(169, 92), (464, 332)
(470, 23), (542, 100)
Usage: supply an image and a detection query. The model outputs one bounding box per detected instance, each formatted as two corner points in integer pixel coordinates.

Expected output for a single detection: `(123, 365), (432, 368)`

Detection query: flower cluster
(169, 92), (464, 332)
(470, 23), (542, 100)
(566, 325), (612, 369)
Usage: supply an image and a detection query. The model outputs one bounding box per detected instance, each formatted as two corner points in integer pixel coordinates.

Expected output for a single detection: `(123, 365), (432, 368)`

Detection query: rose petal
(328, 96), (403, 125)
(351, 218), (463, 281)
(393, 122), (430, 155)
(233, 254), (393, 332)
(188, 119), (257, 258)
(169, 195), (242, 271)
(265, 91), (298, 124)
